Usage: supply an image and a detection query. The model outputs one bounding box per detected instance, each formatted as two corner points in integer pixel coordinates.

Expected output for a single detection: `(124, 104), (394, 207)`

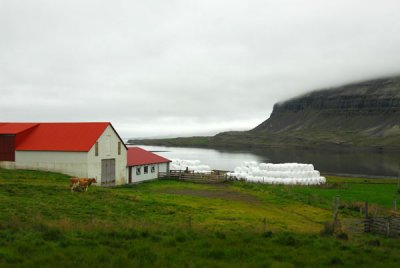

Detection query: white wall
(15, 151), (88, 177)
(158, 162), (169, 173)
(87, 125), (127, 185)
(129, 163), (169, 183)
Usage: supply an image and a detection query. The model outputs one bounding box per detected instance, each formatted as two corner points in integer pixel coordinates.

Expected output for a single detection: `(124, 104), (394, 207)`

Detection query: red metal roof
(127, 147), (171, 166)
(0, 123), (39, 134)
(14, 122), (110, 152)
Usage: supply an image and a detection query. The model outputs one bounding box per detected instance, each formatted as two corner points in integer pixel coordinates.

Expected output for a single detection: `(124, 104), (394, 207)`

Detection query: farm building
(0, 122), (171, 186)
(127, 147), (171, 183)
(0, 122), (127, 185)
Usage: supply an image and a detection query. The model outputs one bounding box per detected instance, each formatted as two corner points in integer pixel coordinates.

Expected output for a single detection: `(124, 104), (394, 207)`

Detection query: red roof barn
(0, 122), (128, 185)
(0, 122), (171, 185)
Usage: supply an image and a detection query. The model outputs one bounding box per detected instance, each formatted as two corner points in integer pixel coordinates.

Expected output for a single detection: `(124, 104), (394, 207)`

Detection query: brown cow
(70, 177), (80, 192)
(70, 178), (97, 192)
(78, 178), (97, 192)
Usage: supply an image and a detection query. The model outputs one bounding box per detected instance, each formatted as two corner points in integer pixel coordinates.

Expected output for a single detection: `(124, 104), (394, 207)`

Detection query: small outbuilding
(127, 147), (171, 183)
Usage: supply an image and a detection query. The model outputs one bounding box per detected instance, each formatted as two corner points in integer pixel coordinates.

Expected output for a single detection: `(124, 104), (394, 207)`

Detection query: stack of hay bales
(227, 161), (326, 185)
(170, 159), (211, 174)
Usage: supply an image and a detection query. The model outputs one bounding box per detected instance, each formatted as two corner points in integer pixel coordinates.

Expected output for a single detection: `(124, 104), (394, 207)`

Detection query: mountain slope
(129, 76), (400, 150)
(253, 77), (400, 134)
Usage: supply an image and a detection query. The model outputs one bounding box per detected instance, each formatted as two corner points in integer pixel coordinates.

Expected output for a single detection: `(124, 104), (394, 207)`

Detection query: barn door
(128, 167), (132, 184)
(0, 135), (16, 161)
(101, 159), (116, 185)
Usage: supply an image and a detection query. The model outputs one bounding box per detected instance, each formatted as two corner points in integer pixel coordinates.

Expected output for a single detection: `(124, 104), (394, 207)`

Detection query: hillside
(129, 76), (400, 150)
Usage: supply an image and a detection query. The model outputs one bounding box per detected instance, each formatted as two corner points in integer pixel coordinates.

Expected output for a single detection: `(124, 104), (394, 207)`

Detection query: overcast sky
(1, 0), (400, 138)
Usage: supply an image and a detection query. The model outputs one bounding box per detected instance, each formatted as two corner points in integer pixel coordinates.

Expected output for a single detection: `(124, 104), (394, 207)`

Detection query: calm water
(135, 145), (400, 177)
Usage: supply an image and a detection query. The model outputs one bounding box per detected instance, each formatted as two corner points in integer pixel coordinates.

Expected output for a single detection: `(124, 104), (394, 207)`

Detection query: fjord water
(137, 145), (400, 177)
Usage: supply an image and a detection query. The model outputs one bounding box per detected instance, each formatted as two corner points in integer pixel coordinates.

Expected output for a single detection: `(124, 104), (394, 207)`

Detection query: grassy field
(233, 176), (400, 211)
(0, 168), (399, 267)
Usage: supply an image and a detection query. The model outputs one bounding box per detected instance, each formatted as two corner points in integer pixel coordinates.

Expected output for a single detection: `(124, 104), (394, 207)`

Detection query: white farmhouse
(0, 122), (128, 185)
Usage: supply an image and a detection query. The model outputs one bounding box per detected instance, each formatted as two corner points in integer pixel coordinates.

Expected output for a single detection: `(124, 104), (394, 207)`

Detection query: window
(136, 167), (141, 175)
(144, 166), (149, 174)
(105, 135), (111, 155)
(151, 165), (155, 173)
(95, 142), (99, 156)
(118, 142), (121, 155)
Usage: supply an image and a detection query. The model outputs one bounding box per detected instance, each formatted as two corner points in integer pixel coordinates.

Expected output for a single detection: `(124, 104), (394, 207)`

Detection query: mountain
(128, 76), (400, 151)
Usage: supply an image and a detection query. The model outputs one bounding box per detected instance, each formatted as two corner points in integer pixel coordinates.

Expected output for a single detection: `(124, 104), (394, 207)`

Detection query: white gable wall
(87, 125), (127, 185)
(159, 163), (169, 173)
(15, 151), (88, 177)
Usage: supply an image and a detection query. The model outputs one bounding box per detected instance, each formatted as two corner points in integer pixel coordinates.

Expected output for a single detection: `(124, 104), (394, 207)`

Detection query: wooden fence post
(397, 168), (400, 192)
(332, 196), (340, 232)
(386, 219), (390, 237)
(364, 201), (370, 233)
(188, 216), (192, 229)
(333, 196), (340, 221)
(262, 217), (267, 233)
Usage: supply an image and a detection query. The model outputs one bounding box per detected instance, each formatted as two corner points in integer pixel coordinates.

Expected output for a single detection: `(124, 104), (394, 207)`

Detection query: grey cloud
(1, 0), (400, 138)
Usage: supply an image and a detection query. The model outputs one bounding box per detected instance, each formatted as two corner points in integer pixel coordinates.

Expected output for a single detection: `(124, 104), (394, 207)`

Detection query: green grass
(0, 168), (399, 267)
(231, 176), (399, 210)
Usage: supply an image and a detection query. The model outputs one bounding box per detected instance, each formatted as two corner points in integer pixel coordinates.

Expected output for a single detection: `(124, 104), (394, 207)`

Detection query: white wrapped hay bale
(170, 159), (211, 173)
(229, 161), (326, 185)
(259, 163), (268, 170)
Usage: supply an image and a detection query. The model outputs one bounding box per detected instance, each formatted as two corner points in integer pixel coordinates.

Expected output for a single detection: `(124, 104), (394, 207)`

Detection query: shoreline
(126, 142), (400, 153)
